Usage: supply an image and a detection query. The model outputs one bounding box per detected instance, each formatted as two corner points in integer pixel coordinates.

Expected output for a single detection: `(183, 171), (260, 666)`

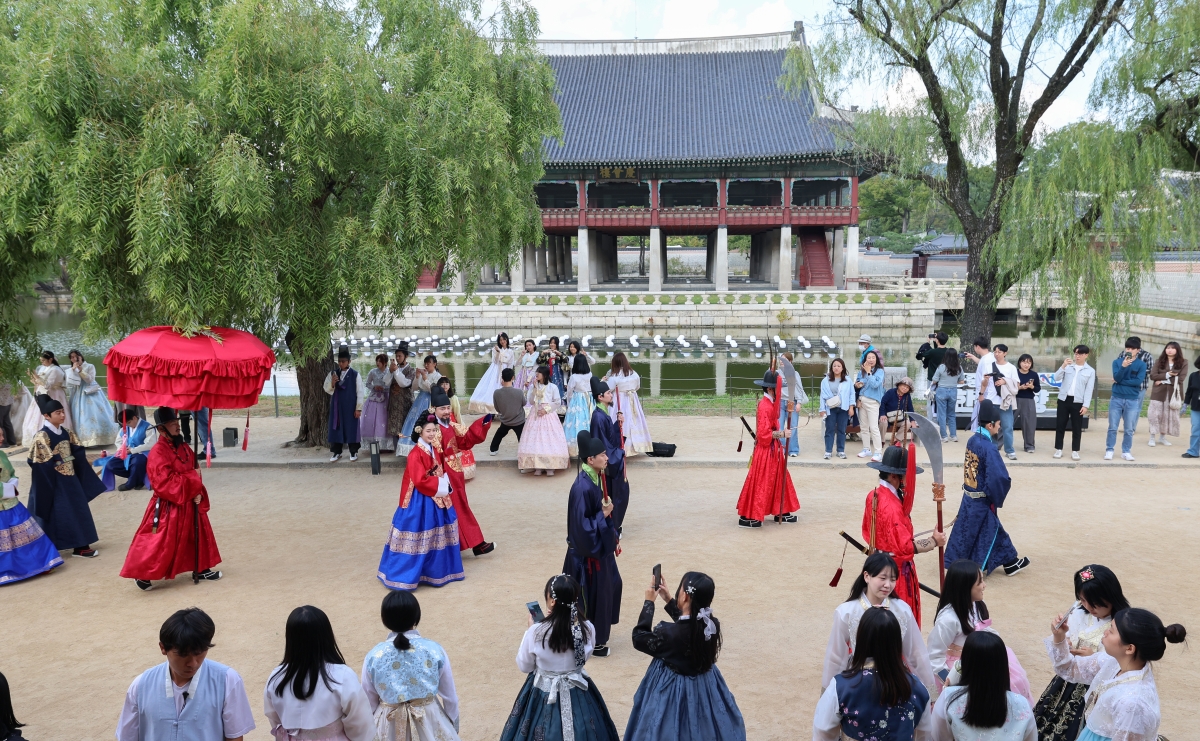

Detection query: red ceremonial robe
(433, 416), (491, 550)
(735, 390), (800, 521)
(119, 437), (221, 580)
(862, 482), (921, 625)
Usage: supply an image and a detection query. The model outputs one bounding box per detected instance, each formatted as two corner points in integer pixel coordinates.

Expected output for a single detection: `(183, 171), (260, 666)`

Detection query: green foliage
(860, 174), (960, 235)
(869, 232), (925, 254)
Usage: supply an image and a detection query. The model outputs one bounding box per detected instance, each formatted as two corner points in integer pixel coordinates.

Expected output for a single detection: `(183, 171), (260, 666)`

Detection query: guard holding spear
(736, 366), (800, 528)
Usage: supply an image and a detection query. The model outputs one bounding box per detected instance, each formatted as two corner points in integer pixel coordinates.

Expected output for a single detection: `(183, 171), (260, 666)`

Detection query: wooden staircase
(798, 228), (835, 288)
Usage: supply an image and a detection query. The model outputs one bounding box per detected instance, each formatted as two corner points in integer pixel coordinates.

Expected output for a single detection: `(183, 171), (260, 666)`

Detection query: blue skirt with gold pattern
(377, 493), (464, 591)
(0, 500), (64, 586)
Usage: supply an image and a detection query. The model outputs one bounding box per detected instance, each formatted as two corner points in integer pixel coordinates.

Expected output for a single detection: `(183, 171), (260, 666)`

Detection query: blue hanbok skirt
(377, 494), (464, 591)
(69, 387), (118, 448)
(500, 672), (620, 741)
(563, 395), (594, 457)
(1076, 729), (1109, 741)
(624, 659), (746, 741)
(0, 501), (64, 586)
(395, 390), (431, 456)
(550, 364), (567, 400)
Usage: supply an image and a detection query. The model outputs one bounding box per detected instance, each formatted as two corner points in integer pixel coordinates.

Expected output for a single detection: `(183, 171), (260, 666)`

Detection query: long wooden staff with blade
(906, 411), (947, 589)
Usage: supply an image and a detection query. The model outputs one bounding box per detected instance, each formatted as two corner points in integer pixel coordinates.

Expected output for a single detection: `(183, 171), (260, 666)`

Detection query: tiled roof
(543, 49), (838, 166)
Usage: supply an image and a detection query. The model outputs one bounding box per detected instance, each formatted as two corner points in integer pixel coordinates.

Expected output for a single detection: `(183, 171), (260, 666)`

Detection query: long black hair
(539, 574), (592, 654)
(496, 332), (510, 349)
(1113, 608), (1187, 662)
(1074, 565), (1130, 616)
(0, 671), (23, 736)
(271, 605), (347, 700)
(845, 607), (911, 707)
(937, 559), (983, 635)
(572, 353), (590, 375)
(942, 348), (961, 376)
(677, 571), (721, 672)
(381, 591), (421, 651)
(847, 552), (898, 603)
(950, 630), (1010, 728)
(40, 350), (59, 366)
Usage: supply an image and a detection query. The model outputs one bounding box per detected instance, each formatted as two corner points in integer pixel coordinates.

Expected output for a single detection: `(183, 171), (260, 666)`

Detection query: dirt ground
(2, 416), (1196, 740)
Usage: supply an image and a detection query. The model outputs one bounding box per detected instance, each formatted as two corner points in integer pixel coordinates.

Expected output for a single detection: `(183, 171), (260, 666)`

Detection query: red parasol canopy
(103, 326), (277, 410)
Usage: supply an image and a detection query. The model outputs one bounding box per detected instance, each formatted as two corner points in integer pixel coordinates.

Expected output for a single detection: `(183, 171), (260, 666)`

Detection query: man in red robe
(119, 407), (222, 591)
(736, 369), (799, 528)
(429, 386), (495, 555)
(862, 445), (945, 626)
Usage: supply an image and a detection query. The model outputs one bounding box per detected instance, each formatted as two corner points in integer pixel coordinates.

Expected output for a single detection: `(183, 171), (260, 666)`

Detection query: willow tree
(788, 0), (1198, 341)
(0, 0), (560, 444)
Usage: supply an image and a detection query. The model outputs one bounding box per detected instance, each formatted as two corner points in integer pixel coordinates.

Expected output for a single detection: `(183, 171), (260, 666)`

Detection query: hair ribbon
(697, 607), (717, 641)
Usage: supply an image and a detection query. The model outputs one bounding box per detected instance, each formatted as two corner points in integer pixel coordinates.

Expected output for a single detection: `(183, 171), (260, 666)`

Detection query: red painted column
(850, 176), (859, 223)
(650, 179), (660, 227)
(577, 179), (587, 226)
(783, 177), (792, 225)
(718, 178), (727, 226)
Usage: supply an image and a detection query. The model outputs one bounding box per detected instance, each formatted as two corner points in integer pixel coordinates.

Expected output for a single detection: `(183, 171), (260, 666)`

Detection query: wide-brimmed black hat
(36, 394), (63, 416)
(337, 345), (351, 360)
(577, 430), (606, 460)
(977, 398), (1001, 424)
(430, 387), (451, 408)
(867, 444), (924, 475)
(753, 370), (779, 388)
(590, 376), (610, 399)
(153, 406), (179, 426)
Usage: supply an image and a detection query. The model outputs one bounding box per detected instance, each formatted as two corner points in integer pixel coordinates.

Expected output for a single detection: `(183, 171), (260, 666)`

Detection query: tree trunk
(959, 234), (999, 351)
(285, 328), (335, 448)
(901, 210), (910, 234)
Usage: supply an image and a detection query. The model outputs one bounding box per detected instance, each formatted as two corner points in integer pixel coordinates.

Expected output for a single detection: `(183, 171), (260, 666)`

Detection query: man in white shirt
(965, 337), (994, 430)
(117, 608), (255, 741)
(982, 344), (1020, 459)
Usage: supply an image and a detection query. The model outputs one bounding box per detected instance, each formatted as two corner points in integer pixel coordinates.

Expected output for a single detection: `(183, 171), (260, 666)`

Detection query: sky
(525, 0), (1106, 134)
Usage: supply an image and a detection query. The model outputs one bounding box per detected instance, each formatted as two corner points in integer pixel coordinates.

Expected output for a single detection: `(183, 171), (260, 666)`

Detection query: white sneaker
(1122, 452), (1135, 461)
(837, 452), (847, 459)
(1053, 449), (1062, 458)
(871, 453), (882, 463)
(857, 449), (872, 458)
(349, 453), (358, 462)
(1148, 438), (1155, 447)
(824, 452), (832, 459)
(489, 449), (498, 456)
(546, 470), (555, 477)
(1161, 438), (1172, 446)
(1071, 452), (1080, 461)
(329, 453), (341, 462)
(1104, 450), (1114, 460)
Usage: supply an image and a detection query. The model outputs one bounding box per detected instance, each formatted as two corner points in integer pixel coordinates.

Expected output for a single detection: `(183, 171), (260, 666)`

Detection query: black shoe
(135, 579), (154, 591)
(472, 542), (495, 556)
(193, 569), (222, 581)
(773, 514), (798, 523)
(738, 517), (762, 528)
(1003, 557), (1031, 576)
(72, 547), (99, 558)
(1183, 453), (1199, 459)
(117, 482), (134, 492)
(592, 645), (610, 657)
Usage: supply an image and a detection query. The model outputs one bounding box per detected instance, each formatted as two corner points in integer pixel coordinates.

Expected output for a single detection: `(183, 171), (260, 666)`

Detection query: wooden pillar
(649, 228), (663, 292)
(547, 235), (560, 281)
(535, 238), (547, 283)
(716, 179), (729, 291)
(833, 228), (846, 289)
(576, 179), (590, 291)
(778, 224), (792, 291)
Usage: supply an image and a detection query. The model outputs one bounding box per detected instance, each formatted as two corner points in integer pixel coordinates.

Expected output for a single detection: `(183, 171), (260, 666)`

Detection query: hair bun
(1164, 624), (1187, 644)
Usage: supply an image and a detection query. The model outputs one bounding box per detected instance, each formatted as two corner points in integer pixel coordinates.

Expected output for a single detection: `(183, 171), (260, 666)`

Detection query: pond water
(24, 309), (1196, 404)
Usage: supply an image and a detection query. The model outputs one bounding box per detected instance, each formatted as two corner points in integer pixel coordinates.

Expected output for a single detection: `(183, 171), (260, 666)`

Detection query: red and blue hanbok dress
(377, 438), (464, 590)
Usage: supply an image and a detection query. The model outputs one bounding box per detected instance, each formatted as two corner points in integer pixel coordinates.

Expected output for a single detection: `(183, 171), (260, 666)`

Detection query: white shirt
(821, 596), (935, 692)
(1048, 639), (1161, 741)
(928, 604), (985, 674)
(42, 420), (63, 435)
(565, 372), (591, 402)
(983, 361), (1020, 405)
(973, 353), (994, 396)
(813, 674), (933, 741)
(516, 620), (596, 674)
(119, 422), (158, 455)
(932, 689), (1036, 741)
(66, 361), (101, 392)
(605, 370), (641, 394)
(360, 630), (460, 722)
(116, 662), (256, 741)
(323, 369), (365, 409)
(263, 662), (374, 741)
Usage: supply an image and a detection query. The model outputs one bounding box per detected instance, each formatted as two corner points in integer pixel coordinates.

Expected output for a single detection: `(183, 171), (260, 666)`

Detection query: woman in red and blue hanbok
(377, 413), (465, 590)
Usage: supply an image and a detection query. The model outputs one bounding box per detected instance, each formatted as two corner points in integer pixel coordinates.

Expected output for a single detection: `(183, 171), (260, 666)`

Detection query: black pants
(331, 442), (361, 456)
(1054, 397), (1084, 452)
(490, 422), (524, 452)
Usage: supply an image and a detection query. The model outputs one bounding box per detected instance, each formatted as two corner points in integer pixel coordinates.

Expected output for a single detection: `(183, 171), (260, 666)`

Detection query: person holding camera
(980, 344), (1020, 460)
(917, 332), (948, 413)
(1105, 339), (1147, 461)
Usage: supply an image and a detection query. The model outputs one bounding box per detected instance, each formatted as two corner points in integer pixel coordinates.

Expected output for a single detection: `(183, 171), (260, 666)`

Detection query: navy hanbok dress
(625, 599), (746, 741)
(944, 430), (1019, 573)
(590, 404), (629, 531)
(27, 424), (105, 549)
(325, 367), (362, 447)
(377, 438), (464, 590)
(563, 466), (622, 647)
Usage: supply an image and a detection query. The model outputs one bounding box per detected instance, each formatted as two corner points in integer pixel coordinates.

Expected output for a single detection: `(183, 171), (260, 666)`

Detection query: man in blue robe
(27, 395), (106, 557)
(945, 400), (1031, 576)
(563, 430), (622, 656)
(324, 345), (364, 462)
(95, 409), (157, 491)
(589, 377), (629, 532)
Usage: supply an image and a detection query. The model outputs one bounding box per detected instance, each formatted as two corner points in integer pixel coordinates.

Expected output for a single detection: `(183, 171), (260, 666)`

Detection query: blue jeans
(824, 408), (849, 453)
(998, 408), (1015, 454)
(1106, 396), (1140, 453)
(190, 407), (215, 459)
(1188, 410), (1200, 457)
(778, 402), (800, 455)
(935, 387), (959, 439)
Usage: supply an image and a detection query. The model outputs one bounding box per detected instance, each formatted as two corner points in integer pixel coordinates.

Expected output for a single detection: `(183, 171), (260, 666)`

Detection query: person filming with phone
(1105, 339), (1147, 461)
(1052, 345), (1095, 460)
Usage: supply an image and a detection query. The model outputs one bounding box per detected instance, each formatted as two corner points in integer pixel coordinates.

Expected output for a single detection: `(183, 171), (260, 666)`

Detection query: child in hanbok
(65, 350), (118, 447)
(468, 333), (515, 414)
(539, 336), (568, 401)
(263, 605), (374, 741)
(814, 606), (932, 741)
(1033, 565), (1129, 741)
(360, 354), (393, 450)
(396, 355), (441, 457)
(377, 414), (464, 591)
(26, 395), (105, 558)
(0, 435), (63, 585)
(514, 339), (540, 392)
(603, 352), (652, 456)
(22, 351), (71, 444)
(932, 631), (1037, 741)
(563, 355), (594, 457)
(626, 571), (745, 740)
(361, 591), (461, 741)
(517, 367), (569, 476)
(930, 560), (1033, 704)
(439, 377), (475, 480)
(501, 574), (620, 741)
(821, 553), (934, 693)
(1046, 607), (1184, 741)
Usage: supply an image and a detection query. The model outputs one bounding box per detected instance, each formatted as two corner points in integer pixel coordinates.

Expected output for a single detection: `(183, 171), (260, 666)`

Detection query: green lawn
(1130, 308), (1200, 323)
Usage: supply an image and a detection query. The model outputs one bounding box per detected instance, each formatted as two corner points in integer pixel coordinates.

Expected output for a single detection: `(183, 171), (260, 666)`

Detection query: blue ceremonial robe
(27, 425), (105, 549)
(563, 466), (622, 647)
(590, 404), (629, 530)
(945, 431), (1018, 573)
(328, 368), (361, 445)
